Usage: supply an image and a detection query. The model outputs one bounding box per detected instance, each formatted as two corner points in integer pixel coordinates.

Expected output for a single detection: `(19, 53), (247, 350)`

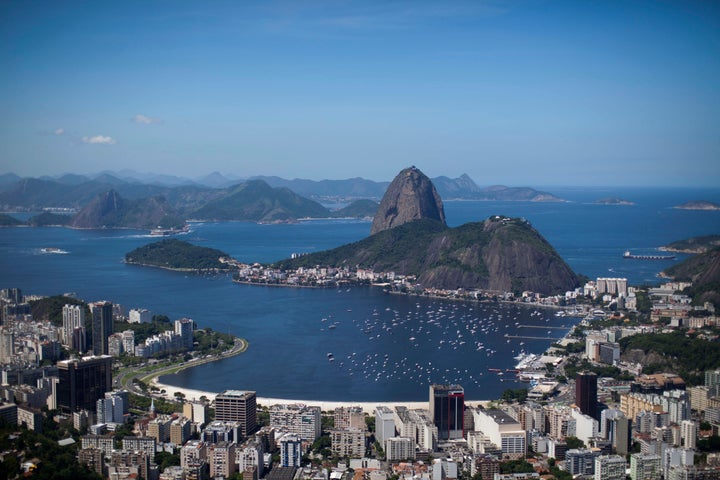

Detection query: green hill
(663, 247), (720, 309)
(0, 213), (22, 226)
(276, 216), (579, 295)
(125, 239), (232, 271)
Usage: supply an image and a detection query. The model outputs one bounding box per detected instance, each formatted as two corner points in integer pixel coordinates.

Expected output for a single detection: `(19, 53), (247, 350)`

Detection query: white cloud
(54, 128), (65, 135)
(82, 135), (116, 145)
(132, 114), (162, 124)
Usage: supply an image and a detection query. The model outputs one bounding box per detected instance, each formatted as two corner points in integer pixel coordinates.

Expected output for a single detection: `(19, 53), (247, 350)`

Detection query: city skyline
(1, 1), (719, 187)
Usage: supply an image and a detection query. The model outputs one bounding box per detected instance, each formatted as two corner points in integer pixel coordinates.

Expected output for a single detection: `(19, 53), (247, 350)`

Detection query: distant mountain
(251, 175), (389, 200)
(70, 190), (184, 229)
(674, 200), (720, 211)
(191, 180), (329, 222)
(432, 173), (482, 199)
(55, 174), (91, 186)
(0, 213), (23, 226)
(277, 167), (578, 295)
(371, 166), (445, 235)
(0, 173), (22, 189)
(195, 171), (237, 188)
(329, 199), (378, 218)
(477, 185), (564, 202)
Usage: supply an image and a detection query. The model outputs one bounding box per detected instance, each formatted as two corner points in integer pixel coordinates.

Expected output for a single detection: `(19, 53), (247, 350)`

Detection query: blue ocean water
(1, 187), (719, 401)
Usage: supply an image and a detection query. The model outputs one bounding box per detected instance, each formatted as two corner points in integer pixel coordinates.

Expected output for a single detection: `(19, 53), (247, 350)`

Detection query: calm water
(1, 187), (719, 401)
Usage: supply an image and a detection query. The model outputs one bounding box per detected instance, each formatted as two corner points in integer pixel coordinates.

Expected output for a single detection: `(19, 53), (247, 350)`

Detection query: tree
(565, 436), (585, 449)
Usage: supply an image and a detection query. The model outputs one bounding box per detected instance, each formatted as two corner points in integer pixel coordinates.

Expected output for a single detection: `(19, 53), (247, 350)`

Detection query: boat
(40, 247), (68, 254)
(623, 250), (675, 260)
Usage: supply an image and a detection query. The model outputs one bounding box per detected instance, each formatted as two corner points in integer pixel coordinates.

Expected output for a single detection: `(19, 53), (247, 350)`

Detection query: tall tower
(57, 355), (113, 412)
(90, 301), (113, 355)
(429, 384), (464, 440)
(215, 390), (257, 438)
(576, 372), (598, 420)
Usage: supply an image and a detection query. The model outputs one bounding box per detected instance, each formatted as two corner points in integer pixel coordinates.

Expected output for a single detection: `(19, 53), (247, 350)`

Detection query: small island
(673, 200), (720, 211)
(594, 197), (635, 206)
(125, 238), (233, 271)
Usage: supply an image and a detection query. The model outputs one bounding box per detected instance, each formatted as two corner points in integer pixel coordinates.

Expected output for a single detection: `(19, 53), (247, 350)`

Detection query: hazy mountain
(191, 180), (330, 222)
(70, 190), (184, 229)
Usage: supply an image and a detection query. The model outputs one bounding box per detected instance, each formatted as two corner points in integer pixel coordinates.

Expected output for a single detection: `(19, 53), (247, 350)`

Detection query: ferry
(40, 247), (69, 254)
(623, 250), (675, 260)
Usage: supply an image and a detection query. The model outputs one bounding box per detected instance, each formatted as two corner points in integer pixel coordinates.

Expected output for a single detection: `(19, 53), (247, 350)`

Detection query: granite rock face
(370, 166), (446, 235)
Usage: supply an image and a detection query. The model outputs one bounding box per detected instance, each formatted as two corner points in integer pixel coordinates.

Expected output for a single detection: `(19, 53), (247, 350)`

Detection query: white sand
(152, 378), (490, 414)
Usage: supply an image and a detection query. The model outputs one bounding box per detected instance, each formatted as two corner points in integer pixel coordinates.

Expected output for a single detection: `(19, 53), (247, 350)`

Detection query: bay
(1, 186), (719, 401)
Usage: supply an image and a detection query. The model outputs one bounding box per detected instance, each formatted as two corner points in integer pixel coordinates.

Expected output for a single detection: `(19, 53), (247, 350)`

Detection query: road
(114, 337), (248, 399)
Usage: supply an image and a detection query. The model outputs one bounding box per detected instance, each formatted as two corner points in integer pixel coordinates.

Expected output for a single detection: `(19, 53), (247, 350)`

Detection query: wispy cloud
(132, 114), (163, 125)
(82, 135), (116, 145)
(54, 128), (65, 135)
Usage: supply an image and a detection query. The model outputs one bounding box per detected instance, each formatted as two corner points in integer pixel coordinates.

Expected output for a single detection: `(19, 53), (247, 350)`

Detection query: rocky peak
(370, 166), (446, 235)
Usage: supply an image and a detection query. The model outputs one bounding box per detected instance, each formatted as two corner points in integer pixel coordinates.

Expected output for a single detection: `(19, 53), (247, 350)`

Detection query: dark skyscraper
(429, 384), (464, 440)
(91, 301), (113, 356)
(57, 355), (113, 412)
(576, 372), (598, 419)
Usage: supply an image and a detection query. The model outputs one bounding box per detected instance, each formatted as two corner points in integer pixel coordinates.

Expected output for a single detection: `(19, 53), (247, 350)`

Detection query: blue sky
(1, 0), (718, 186)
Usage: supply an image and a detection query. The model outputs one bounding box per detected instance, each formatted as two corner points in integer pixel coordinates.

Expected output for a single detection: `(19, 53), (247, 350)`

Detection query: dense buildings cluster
(1, 269), (720, 480)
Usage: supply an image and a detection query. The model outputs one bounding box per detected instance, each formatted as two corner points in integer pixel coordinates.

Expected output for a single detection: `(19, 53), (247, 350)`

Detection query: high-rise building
(57, 355), (112, 413)
(175, 318), (194, 350)
(429, 384), (464, 440)
(629, 453), (661, 480)
(215, 390), (257, 438)
(279, 433), (303, 467)
(375, 406), (396, 445)
(576, 372), (598, 420)
(681, 420), (698, 449)
(90, 301), (113, 356)
(269, 403), (322, 441)
(594, 455), (626, 480)
(0, 329), (14, 364)
(62, 304), (85, 349)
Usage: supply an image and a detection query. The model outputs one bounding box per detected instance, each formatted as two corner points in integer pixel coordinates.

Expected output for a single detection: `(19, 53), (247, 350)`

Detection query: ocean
(1, 186), (719, 401)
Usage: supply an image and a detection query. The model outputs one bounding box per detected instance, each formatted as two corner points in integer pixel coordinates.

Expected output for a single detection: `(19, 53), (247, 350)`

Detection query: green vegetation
(125, 239), (231, 270)
(564, 357), (634, 381)
(29, 295), (87, 327)
(664, 235), (720, 253)
(114, 314), (173, 345)
(620, 330), (720, 385)
(0, 418), (102, 480)
(194, 328), (235, 354)
(565, 436), (585, 449)
(155, 451), (181, 471)
(27, 212), (73, 226)
(499, 459), (535, 474)
(0, 213), (23, 226)
(501, 388), (529, 403)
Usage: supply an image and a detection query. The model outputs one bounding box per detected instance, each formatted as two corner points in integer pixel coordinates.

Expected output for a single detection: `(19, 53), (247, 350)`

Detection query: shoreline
(150, 378), (490, 414)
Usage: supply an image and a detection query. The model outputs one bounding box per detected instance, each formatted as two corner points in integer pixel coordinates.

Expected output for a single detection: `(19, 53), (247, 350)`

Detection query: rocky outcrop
(279, 215), (580, 295)
(370, 166), (446, 235)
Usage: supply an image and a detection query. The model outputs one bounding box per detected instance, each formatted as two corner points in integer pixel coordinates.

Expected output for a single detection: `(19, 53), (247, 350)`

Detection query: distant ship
(623, 250), (675, 260)
(40, 247), (69, 254)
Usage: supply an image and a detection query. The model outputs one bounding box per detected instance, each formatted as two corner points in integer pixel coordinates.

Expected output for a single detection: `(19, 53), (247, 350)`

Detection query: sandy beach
(152, 378), (490, 414)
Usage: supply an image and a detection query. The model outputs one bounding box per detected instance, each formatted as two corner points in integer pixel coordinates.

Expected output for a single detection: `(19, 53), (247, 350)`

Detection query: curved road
(115, 337), (248, 399)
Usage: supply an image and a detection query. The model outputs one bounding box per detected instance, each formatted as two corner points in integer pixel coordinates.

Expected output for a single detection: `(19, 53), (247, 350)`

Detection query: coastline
(150, 377), (490, 414)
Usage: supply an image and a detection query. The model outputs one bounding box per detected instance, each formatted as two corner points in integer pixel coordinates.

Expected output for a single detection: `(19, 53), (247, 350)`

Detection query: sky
(1, 0), (719, 187)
